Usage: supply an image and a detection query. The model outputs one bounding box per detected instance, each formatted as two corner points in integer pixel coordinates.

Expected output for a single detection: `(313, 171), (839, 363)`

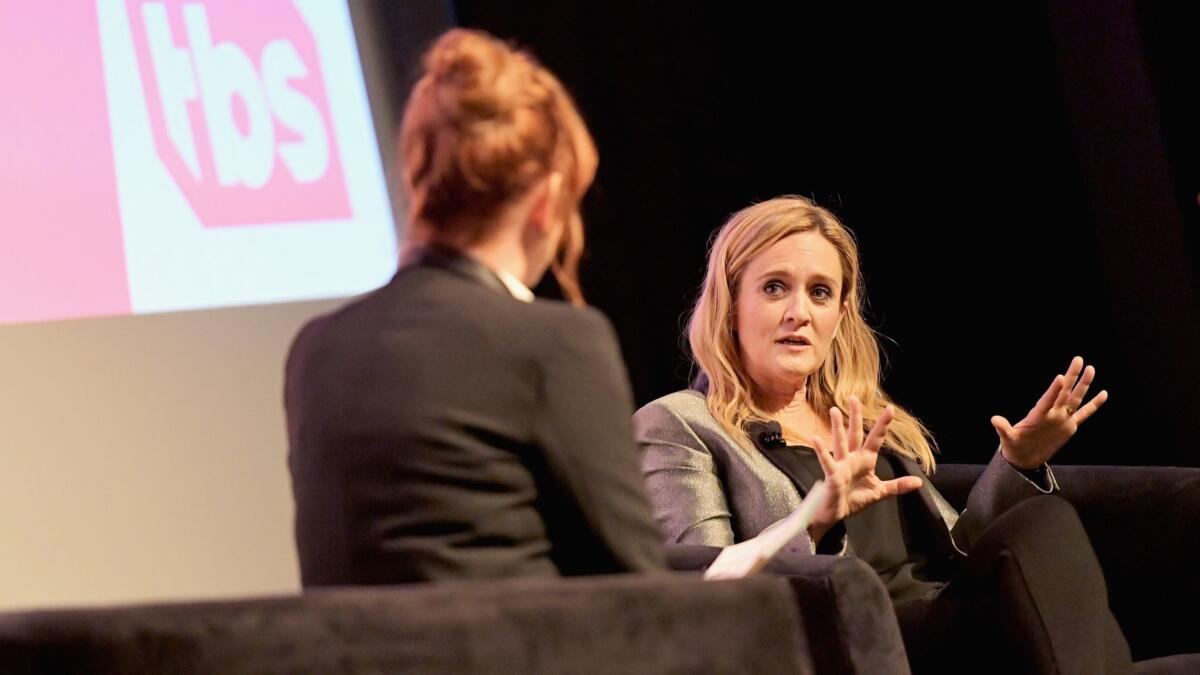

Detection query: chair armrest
(1053, 465), (1200, 660)
(665, 543), (910, 674)
(934, 463), (1200, 660)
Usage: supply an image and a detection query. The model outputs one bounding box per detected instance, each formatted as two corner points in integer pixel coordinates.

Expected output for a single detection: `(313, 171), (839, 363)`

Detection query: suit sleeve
(633, 401), (737, 546)
(952, 449), (1060, 551)
(532, 308), (666, 573)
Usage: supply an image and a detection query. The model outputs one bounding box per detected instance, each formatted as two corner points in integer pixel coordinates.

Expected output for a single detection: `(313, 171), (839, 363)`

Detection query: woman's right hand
(808, 396), (924, 545)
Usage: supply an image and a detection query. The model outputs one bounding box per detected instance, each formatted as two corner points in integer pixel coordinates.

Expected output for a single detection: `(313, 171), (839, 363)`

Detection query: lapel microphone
(755, 421), (786, 449)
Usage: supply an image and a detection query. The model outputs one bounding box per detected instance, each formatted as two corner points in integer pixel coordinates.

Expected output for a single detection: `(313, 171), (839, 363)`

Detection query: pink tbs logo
(127, 0), (351, 227)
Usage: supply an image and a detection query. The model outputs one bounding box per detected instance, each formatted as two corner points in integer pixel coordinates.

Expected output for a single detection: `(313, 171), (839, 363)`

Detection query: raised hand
(808, 396), (923, 543)
(990, 356), (1108, 470)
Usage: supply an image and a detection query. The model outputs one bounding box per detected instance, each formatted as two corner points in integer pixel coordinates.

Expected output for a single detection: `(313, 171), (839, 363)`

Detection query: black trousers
(894, 495), (1132, 675)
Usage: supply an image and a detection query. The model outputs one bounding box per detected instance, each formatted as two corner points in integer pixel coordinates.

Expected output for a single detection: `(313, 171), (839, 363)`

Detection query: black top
(746, 420), (945, 601)
(285, 246), (665, 585)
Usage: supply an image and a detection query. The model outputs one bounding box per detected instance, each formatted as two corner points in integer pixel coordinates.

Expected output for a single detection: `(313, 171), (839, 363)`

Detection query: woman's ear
(529, 171), (565, 234)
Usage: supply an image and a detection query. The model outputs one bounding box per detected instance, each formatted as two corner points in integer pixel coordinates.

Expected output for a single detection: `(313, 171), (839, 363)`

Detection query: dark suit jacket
(286, 248), (665, 586)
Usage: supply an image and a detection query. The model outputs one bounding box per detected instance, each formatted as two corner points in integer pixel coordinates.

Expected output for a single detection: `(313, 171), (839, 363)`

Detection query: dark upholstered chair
(931, 464), (1200, 665)
(0, 574), (815, 675)
(0, 465), (1195, 674)
(663, 463), (1200, 674)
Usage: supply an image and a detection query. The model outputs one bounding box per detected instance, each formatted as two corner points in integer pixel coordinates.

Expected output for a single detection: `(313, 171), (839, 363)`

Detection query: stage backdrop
(0, 0), (449, 610)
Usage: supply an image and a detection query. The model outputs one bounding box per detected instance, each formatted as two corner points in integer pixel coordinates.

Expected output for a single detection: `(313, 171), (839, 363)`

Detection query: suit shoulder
(634, 389), (709, 425)
(511, 301), (620, 354)
(286, 309), (337, 369)
(525, 300), (614, 332)
(287, 280), (394, 343)
(633, 390), (745, 455)
(633, 390), (713, 435)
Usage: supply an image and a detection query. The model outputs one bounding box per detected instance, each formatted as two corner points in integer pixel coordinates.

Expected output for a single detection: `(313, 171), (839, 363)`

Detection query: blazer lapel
(894, 456), (944, 525)
(893, 455), (965, 563)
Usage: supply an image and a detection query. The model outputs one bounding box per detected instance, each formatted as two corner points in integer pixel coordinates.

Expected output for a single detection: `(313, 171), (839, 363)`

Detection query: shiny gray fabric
(636, 390), (805, 546)
(634, 390), (1061, 562)
(635, 390), (976, 555)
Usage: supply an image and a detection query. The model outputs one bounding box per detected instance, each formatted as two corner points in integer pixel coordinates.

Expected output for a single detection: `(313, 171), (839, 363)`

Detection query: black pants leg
(895, 495), (1132, 675)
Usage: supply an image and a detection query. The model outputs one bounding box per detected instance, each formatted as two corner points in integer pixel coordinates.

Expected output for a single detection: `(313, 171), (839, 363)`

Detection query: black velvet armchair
(0, 465), (1196, 674)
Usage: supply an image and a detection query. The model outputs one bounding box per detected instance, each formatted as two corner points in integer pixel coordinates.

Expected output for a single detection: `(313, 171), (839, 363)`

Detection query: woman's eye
(811, 286), (833, 302)
(763, 281), (786, 295)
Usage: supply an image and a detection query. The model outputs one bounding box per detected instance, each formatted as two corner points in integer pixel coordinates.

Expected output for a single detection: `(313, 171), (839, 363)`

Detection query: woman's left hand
(990, 356), (1108, 469)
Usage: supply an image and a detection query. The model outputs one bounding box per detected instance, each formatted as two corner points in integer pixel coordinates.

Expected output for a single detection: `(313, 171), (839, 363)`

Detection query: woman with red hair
(286, 29), (664, 585)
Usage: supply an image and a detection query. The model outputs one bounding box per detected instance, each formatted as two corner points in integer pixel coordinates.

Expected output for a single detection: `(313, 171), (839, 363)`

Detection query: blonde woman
(634, 196), (1129, 673)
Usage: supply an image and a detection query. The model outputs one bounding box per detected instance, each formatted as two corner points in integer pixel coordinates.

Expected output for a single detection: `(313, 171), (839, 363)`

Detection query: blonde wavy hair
(688, 196), (937, 472)
(399, 29), (598, 305)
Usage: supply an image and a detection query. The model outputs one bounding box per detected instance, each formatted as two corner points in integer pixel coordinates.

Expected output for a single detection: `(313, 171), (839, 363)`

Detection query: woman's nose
(783, 297), (811, 325)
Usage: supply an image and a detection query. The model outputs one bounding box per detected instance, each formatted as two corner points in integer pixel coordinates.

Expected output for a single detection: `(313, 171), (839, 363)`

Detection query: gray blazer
(633, 389), (1058, 561)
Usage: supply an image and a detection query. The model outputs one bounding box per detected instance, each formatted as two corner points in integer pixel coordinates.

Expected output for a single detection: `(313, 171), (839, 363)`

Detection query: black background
(368, 1), (1200, 467)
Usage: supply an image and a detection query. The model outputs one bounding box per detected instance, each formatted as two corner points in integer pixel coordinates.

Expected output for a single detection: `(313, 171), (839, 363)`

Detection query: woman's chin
(754, 367), (817, 394)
